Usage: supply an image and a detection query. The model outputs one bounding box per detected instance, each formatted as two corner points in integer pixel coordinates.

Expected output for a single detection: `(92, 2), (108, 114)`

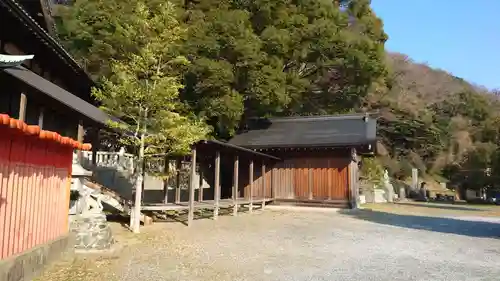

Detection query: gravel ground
(37, 206), (500, 281)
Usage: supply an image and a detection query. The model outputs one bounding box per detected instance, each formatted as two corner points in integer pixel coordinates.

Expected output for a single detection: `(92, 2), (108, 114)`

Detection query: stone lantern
(69, 152), (115, 252)
(70, 152), (93, 215)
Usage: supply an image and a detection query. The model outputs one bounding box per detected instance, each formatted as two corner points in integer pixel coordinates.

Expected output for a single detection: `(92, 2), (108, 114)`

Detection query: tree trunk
(130, 125), (146, 233)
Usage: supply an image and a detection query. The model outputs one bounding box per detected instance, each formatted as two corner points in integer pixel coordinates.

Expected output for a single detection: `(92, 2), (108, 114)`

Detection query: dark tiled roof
(229, 114), (377, 149)
(1, 0), (93, 84)
(196, 140), (280, 160)
(3, 66), (116, 126)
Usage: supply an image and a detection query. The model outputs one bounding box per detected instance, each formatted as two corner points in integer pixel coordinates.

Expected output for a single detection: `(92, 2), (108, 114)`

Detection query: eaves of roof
(0, 0), (95, 86)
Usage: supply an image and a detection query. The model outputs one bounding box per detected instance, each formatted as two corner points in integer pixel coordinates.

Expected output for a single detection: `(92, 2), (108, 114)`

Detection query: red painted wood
(0, 124), (73, 260)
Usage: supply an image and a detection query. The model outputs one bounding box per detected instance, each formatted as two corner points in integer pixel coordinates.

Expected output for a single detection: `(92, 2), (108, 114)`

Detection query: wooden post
(187, 148), (197, 226)
(18, 93), (27, 121)
(271, 167), (276, 200)
(261, 162), (266, 209)
(349, 148), (360, 208)
(198, 168), (204, 202)
(175, 159), (181, 204)
(308, 161), (313, 200)
(213, 151), (221, 220)
(77, 121), (84, 161)
(249, 159), (254, 213)
(91, 129), (99, 167)
(163, 157), (169, 204)
(233, 156), (239, 216)
(38, 107), (44, 129)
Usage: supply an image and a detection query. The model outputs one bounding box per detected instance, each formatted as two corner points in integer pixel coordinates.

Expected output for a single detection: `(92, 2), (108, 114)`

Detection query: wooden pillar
(349, 148), (360, 209)
(38, 107), (44, 129)
(249, 159), (254, 213)
(77, 120), (84, 161)
(272, 167), (276, 200)
(91, 129), (99, 167)
(18, 93), (27, 121)
(308, 163), (313, 200)
(163, 156), (169, 204)
(175, 159), (181, 204)
(198, 168), (204, 202)
(187, 148), (197, 226)
(213, 151), (221, 220)
(261, 162), (266, 209)
(232, 156), (239, 216)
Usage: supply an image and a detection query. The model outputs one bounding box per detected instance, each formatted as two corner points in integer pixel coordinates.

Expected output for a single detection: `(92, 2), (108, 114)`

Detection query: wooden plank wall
(271, 158), (350, 201)
(243, 163), (272, 199)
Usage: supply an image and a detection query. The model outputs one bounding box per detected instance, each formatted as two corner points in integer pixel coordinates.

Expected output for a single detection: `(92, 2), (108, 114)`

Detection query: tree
(59, 0), (210, 233)
(177, 0), (388, 138)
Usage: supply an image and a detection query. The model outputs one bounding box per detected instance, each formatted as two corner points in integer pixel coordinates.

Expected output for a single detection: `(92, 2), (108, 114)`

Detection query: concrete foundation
(0, 235), (72, 281)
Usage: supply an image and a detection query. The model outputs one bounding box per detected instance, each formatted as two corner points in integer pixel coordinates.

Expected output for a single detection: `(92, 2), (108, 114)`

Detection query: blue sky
(371, 0), (500, 90)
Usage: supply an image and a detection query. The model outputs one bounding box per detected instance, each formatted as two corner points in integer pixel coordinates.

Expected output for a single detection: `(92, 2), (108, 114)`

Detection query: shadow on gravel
(340, 209), (500, 238)
(396, 202), (485, 211)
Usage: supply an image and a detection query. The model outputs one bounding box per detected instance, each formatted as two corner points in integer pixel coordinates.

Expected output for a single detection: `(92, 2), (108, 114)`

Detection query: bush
(360, 157), (384, 186)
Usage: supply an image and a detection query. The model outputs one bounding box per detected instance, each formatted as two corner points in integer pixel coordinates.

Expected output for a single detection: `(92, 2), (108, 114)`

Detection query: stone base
(70, 214), (115, 251)
(373, 189), (388, 203)
(0, 235), (72, 281)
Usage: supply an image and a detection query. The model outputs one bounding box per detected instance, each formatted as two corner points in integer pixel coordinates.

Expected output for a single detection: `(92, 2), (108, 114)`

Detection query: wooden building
(0, 0), (110, 140)
(0, 0), (115, 279)
(229, 114), (377, 208)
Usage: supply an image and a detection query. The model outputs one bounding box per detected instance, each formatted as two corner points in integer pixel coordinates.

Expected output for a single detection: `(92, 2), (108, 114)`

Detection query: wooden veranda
(134, 140), (280, 229)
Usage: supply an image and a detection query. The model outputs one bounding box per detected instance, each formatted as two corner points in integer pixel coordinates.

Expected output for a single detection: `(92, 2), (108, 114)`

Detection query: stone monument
(383, 170), (394, 203)
(69, 152), (115, 252)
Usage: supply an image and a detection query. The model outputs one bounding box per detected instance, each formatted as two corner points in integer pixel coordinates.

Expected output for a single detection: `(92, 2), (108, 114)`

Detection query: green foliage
(360, 157), (384, 186)
(59, 0), (210, 157)
(57, 0), (500, 192)
(369, 52), (500, 189)
(177, 0), (388, 138)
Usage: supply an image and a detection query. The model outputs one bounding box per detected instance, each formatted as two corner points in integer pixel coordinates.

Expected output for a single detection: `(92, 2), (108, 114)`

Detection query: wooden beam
(187, 148), (197, 226)
(233, 156), (239, 216)
(249, 159), (254, 213)
(262, 163), (266, 209)
(175, 159), (181, 204)
(213, 151), (221, 220)
(18, 93), (27, 121)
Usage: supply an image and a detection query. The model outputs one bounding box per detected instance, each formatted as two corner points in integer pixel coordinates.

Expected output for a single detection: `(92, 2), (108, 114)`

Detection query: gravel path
(38, 208), (500, 281)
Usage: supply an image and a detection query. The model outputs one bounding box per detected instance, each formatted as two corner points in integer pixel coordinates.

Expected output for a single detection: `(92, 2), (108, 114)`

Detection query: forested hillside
(55, 0), (500, 189)
(370, 52), (500, 188)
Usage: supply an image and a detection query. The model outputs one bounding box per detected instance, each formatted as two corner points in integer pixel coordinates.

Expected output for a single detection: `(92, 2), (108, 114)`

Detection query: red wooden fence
(0, 114), (90, 260)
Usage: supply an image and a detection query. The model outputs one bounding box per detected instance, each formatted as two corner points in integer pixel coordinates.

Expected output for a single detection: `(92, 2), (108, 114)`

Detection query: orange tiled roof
(0, 114), (91, 151)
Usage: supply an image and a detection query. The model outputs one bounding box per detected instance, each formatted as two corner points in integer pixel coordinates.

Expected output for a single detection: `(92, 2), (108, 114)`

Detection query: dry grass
(33, 256), (118, 281)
